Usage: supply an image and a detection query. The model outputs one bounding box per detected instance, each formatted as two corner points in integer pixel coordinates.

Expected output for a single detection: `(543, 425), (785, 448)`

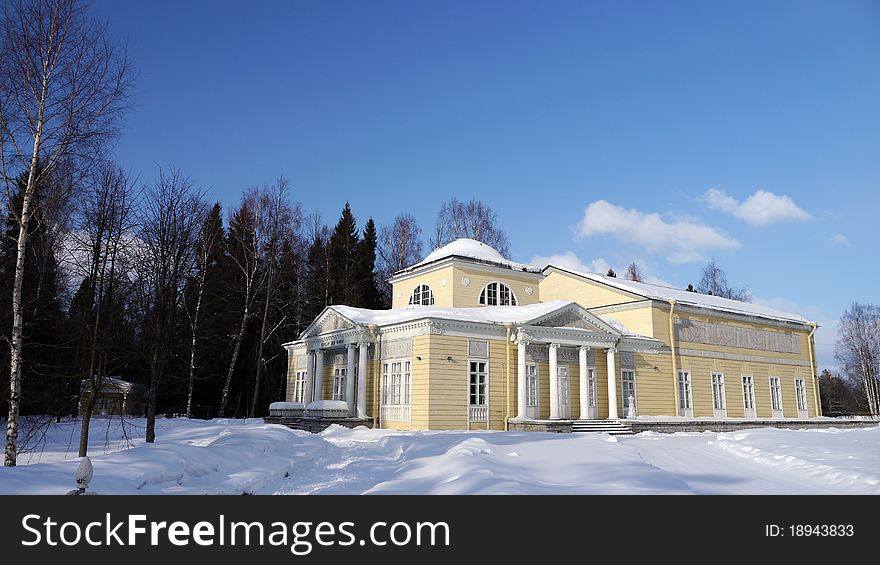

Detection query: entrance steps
(571, 419), (634, 435)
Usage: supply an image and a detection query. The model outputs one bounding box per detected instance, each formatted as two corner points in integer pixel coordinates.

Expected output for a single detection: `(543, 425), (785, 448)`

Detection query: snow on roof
(332, 300), (574, 327)
(546, 266), (810, 325)
(405, 238), (541, 273)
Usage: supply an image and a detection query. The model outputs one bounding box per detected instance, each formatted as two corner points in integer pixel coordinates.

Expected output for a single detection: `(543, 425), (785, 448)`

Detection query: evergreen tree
(328, 202), (361, 305)
(606, 268), (617, 278)
(0, 169), (68, 420)
(304, 234), (329, 322)
(357, 218), (385, 309)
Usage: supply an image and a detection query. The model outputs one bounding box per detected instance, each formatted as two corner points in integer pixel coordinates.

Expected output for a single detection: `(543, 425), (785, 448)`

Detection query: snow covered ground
(1, 417), (877, 495)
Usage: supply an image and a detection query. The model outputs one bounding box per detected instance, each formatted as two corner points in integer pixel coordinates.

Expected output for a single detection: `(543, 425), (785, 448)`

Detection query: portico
(513, 325), (655, 423)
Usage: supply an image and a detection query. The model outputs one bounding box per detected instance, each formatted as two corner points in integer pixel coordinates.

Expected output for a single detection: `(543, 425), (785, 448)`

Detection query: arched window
(408, 284), (435, 306)
(479, 282), (517, 306)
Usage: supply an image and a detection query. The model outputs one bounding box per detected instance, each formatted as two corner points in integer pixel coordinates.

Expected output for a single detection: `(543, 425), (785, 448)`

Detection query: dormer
(388, 238), (544, 308)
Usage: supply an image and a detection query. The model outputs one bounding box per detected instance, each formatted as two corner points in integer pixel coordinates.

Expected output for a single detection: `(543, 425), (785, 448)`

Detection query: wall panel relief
(675, 319), (800, 354)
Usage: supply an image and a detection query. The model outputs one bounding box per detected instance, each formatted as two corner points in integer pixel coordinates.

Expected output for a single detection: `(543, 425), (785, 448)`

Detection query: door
(677, 370), (693, 418)
(621, 370), (637, 418)
(587, 368), (599, 419)
(742, 375), (756, 418)
(557, 366), (571, 419)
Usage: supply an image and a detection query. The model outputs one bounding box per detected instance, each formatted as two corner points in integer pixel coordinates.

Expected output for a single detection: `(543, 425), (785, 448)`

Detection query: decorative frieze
(620, 352), (635, 368)
(380, 338), (413, 361)
(675, 319), (800, 354)
(526, 345), (594, 364)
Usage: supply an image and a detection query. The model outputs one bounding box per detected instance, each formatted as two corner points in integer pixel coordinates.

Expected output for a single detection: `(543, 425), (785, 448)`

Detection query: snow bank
(2, 418), (878, 495)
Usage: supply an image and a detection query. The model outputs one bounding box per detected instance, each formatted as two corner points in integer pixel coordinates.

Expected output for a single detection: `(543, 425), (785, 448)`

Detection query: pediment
(302, 308), (357, 338)
(530, 303), (618, 335)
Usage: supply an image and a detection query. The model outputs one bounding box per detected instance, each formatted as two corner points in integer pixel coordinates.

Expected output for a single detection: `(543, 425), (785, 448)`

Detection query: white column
(516, 340), (528, 419)
(549, 343), (560, 420)
(579, 346), (589, 420)
(346, 344), (356, 416)
(314, 348), (324, 402)
(606, 347), (618, 419)
(305, 351), (315, 404)
(357, 343), (368, 419)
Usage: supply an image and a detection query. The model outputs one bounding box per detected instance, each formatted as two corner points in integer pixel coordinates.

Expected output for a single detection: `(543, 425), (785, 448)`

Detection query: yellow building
(281, 238), (820, 431)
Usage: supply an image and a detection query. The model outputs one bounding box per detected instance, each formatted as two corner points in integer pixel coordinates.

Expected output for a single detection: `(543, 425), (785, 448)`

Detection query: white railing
(381, 404), (411, 422)
(469, 405), (488, 422)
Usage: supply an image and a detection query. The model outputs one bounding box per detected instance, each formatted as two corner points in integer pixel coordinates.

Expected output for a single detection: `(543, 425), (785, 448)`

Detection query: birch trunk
(4, 105), (44, 467)
(219, 305), (249, 417)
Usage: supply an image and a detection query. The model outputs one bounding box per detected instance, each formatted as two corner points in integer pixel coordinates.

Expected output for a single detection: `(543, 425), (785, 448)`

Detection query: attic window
(479, 282), (517, 306)
(408, 284), (435, 306)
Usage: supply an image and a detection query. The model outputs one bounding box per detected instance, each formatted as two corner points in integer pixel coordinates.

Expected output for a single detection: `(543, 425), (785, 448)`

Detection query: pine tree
(305, 234), (329, 322)
(328, 203), (360, 305)
(606, 268), (617, 278)
(357, 218), (385, 309)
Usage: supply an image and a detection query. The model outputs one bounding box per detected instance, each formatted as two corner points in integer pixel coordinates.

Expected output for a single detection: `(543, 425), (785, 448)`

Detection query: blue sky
(92, 0), (880, 370)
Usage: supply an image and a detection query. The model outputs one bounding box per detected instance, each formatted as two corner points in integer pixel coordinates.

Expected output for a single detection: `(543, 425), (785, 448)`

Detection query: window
(293, 370), (307, 403)
(469, 361), (487, 406)
(408, 284), (434, 306)
(677, 370), (692, 411)
(526, 364), (539, 407)
(711, 373), (726, 410)
(770, 376), (782, 412)
(742, 375), (756, 417)
(333, 368), (346, 401)
(795, 378), (807, 411)
(479, 282), (517, 306)
(381, 360), (411, 406)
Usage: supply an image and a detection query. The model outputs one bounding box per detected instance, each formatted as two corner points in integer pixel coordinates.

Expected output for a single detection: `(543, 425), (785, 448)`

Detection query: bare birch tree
(0, 0), (132, 466)
(430, 198), (510, 257)
(249, 178), (300, 417)
(66, 163), (136, 456)
(137, 168), (205, 443)
(377, 213), (423, 302)
(696, 259), (751, 302)
(835, 302), (880, 415)
(184, 204), (222, 418)
(623, 262), (644, 282)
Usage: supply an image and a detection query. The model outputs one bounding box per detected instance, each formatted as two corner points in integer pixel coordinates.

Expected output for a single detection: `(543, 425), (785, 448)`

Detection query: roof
(399, 238), (541, 274)
(80, 376), (146, 392)
(544, 265), (810, 325)
(332, 300), (576, 327)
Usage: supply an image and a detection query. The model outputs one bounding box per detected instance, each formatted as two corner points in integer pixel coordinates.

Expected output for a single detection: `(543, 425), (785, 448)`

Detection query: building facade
(282, 239), (820, 430)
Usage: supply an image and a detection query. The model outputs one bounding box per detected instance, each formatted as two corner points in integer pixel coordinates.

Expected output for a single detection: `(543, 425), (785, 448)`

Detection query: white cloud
(575, 200), (740, 264)
(529, 251), (610, 274)
(826, 234), (850, 246)
(702, 188), (811, 226)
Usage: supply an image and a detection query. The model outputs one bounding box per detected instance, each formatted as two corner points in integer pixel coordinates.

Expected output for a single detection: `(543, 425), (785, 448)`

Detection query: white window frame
(677, 369), (693, 418)
(769, 376), (783, 418)
(621, 369), (637, 418)
(333, 367), (346, 401)
(741, 374), (756, 418)
(468, 359), (489, 424)
(408, 283), (435, 306)
(526, 364), (539, 407)
(478, 281), (518, 306)
(711, 372), (727, 418)
(795, 378), (808, 418)
(293, 370), (307, 403)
